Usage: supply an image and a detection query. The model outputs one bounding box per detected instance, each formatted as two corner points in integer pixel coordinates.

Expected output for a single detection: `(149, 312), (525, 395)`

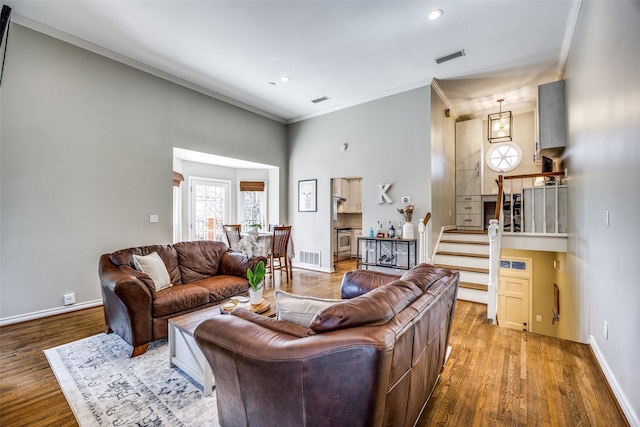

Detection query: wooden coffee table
(168, 289), (275, 396)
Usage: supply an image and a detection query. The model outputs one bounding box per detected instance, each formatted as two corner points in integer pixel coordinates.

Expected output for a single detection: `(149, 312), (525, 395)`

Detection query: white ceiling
(7, 1), (579, 124)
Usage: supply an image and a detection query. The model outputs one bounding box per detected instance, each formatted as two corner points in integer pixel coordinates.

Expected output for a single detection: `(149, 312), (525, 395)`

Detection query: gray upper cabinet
(538, 80), (566, 155)
(455, 119), (482, 230)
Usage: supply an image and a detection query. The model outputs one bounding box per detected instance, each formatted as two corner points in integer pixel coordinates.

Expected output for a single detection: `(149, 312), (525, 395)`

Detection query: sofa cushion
(173, 241), (229, 283)
(310, 280), (422, 333)
(340, 269), (402, 299)
(110, 245), (182, 284)
(152, 284), (210, 317)
(132, 252), (172, 291)
(400, 264), (447, 293)
(189, 275), (249, 303)
(275, 290), (342, 328)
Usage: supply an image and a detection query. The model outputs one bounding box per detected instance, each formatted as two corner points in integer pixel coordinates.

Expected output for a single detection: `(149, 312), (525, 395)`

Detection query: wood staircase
(432, 229), (489, 304)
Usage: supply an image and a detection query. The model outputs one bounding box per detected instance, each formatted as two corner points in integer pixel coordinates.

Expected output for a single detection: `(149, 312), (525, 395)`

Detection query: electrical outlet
(64, 293), (76, 306)
(536, 315), (542, 322)
(604, 320), (608, 340)
(149, 214), (159, 223)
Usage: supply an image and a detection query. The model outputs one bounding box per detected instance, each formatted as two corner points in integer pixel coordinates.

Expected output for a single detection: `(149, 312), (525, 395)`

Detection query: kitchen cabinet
(346, 178), (362, 213)
(333, 178), (348, 198)
(455, 119), (482, 230)
(351, 229), (362, 257)
(538, 80), (566, 155)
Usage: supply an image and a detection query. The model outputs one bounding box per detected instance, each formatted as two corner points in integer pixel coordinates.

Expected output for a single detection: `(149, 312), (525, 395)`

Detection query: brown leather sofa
(99, 240), (266, 357)
(194, 263), (459, 427)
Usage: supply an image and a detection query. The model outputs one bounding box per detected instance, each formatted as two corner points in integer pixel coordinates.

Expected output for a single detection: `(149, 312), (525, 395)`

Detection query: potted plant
(247, 260), (266, 304)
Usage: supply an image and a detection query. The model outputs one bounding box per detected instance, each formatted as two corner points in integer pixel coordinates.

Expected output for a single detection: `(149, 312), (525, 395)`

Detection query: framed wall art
(298, 179), (317, 212)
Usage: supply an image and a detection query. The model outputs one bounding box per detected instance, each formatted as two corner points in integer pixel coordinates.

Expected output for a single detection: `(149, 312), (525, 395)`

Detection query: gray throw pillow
(275, 290), (342, 328)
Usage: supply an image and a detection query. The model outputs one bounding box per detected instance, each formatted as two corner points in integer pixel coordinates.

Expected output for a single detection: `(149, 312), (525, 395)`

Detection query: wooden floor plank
(0, 260), (629, 426)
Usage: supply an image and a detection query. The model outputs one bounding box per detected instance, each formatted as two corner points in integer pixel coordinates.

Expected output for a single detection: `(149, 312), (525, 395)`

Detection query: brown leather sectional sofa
(195, 263), (459, 427)
(99, 240), (265, 356)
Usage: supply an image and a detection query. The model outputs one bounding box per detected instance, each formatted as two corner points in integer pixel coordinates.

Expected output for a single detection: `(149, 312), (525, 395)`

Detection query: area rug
(44, 333), (220, 426)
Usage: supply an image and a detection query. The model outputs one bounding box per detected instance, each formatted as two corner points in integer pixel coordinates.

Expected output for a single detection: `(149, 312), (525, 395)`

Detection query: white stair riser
(441, 233), (488, 243)
(438, 242), (489, 255)
(457, 288), (488, 304)
(459, 270), (489, 285)
(434, 254), (488, 270)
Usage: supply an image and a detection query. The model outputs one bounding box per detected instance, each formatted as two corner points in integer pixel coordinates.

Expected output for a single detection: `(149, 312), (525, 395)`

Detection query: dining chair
(268, 225), (291, 284)
(223, 224), (242, 250)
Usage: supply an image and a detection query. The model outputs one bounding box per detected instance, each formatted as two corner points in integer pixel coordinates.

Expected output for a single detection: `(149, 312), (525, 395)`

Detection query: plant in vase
(247, 260), (266, 304)
(398, 204), (415, 239)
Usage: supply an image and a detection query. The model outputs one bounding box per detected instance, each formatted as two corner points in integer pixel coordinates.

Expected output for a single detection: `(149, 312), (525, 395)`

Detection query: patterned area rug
(44, 333), (220, 426)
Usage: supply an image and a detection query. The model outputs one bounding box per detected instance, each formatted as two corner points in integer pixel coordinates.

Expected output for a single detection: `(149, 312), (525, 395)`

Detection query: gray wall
(565, 1), (640, 423)
(288, 86), (437, 271)
(0, 24), (287, 321)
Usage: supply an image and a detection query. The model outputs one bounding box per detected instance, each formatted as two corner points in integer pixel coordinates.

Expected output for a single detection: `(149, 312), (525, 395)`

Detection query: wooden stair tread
(459, 282), (488, 291)
(443, 229), (488, 235)
(436, 251), (489, 259)
(440, 239), (489, 245)
(435, 264), (489, 274)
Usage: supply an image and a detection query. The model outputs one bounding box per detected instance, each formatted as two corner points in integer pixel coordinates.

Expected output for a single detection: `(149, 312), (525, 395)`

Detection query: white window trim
(485, 142), (523, 173)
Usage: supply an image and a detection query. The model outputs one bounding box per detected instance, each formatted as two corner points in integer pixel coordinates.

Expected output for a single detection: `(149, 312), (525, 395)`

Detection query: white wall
(564, 1), (640, 424)
(288, 87), (435, 271)
(430, 87), (456, 252)
(481, 111), (540, 194)
(0, 24), (287, 322)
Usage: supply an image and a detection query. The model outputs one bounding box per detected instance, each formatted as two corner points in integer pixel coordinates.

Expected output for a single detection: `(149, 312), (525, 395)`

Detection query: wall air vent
(299, 250), (321, 267)
(435, 49), (466, 64)
(311, 96), (330, 104)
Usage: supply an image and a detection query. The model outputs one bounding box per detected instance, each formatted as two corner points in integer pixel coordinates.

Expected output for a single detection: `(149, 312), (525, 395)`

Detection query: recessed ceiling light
(280, 75), (291, 82)
(428, 9), (443, 21)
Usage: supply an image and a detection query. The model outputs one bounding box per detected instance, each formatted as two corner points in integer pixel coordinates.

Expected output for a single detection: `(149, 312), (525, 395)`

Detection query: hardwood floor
(0, 260), (628, 426)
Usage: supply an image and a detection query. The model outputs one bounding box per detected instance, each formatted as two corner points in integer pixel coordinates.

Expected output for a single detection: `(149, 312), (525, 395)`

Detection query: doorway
(189, 178), (230, 241)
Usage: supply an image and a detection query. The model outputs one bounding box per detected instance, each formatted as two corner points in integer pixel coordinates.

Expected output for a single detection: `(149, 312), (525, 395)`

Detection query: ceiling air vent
(311, 96), (330, 104)
(435, 49), (466, 64)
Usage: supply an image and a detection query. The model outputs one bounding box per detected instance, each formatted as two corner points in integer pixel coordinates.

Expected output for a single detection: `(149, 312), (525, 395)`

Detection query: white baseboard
(0, 299), (103, 327)
(589, 335), (639, 427)
(292, 264), (332, 274)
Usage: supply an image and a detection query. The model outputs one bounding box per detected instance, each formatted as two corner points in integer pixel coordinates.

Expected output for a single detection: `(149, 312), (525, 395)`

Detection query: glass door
(190, 178), (230, 241)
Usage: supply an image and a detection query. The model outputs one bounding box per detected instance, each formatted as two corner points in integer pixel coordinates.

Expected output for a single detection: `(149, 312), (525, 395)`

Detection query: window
(190, 178), (230, 241)
(486, 142), (522, 173)
(239, 181), (266, 231)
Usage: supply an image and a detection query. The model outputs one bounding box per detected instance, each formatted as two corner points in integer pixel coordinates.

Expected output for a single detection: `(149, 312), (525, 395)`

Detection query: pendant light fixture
(488, 99), (512, 143)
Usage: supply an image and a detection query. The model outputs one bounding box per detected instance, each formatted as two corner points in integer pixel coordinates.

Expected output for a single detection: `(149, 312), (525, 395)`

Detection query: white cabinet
(347, 179), (362, 213)
(333, 178), (347, 198)
(455, 119), (482, 230)
(351, 229), (362, 257)
(538, 80), (566, 155)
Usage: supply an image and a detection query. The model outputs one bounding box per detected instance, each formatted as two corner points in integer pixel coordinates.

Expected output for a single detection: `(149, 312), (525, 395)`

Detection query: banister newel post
(487, 218), (500, 324)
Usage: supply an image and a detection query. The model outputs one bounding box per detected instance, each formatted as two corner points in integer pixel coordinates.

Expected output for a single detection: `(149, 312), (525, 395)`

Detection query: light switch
(149, 214), (159, 223)
(604, 210), (609, 227)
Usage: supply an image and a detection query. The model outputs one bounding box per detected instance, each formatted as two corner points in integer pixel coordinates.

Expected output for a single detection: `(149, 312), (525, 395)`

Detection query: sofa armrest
(99, 254), (154, 348)
(340, 269), (402, 299)
(219, 251), (268, 278)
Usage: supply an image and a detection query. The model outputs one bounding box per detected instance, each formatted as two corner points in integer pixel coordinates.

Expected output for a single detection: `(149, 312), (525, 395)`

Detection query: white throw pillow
(132, 252), (172, 291)
(275, 290), (342, 328)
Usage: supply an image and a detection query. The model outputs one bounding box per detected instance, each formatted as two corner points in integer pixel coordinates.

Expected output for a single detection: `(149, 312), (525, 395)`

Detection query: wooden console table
(356, 236), (417, 271)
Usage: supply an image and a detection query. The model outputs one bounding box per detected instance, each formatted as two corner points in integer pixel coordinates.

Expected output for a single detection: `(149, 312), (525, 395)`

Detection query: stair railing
(488, 171), (566, 323)
(486, 176), (504, 323)
(418, 212), (431, 263)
